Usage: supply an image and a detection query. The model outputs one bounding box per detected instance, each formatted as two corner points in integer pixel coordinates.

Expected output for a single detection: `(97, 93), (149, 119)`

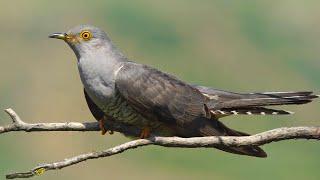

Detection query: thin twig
(1, 108), (320, 179)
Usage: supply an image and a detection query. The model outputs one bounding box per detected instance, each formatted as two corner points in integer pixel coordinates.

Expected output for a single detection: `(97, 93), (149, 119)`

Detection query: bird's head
(49, 25), (110, 58)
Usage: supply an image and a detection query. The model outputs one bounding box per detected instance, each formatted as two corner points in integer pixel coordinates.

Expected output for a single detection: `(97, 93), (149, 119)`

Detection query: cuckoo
(49, 25), (318, 158)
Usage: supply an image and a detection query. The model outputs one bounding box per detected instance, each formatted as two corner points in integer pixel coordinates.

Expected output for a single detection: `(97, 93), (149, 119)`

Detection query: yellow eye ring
(80, 30), (92, 40)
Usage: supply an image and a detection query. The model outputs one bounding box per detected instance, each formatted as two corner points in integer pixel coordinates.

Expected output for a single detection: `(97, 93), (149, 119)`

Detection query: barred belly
(102, 92), (173, 136)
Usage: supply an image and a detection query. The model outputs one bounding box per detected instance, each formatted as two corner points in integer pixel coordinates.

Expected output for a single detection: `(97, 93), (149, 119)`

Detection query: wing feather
(115, 63), (207, 127)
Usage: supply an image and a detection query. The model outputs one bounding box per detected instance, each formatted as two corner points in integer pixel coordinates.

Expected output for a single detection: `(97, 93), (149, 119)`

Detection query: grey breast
(77, 56), (150, 128)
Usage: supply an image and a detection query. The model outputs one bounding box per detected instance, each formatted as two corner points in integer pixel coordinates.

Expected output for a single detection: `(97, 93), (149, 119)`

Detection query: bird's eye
(80, 31), (92, 41)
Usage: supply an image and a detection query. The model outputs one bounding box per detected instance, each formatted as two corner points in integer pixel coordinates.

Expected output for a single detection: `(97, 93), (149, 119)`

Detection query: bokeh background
(1, 1), (319, 179)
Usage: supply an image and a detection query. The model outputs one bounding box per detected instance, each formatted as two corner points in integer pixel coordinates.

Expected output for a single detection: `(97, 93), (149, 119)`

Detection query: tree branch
(1, 108), (319, 179)
(0, 108), (141, 136)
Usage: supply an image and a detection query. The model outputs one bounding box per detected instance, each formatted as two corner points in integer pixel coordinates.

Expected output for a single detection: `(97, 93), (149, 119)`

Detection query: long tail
(217, 91), (318, 109)
(200, 119), (267, 158)
(194, 85), (318, 116)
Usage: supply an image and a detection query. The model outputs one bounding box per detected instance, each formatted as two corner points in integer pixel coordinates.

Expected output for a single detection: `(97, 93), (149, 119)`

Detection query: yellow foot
(98, 119), (107, 135)
(139, 127), (151, 139)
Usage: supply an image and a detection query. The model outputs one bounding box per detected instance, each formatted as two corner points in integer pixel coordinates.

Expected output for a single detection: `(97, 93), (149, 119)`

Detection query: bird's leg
(139, 126), (151, 139)
(99, 117), (114, 135)
(98, 119), (107, 135)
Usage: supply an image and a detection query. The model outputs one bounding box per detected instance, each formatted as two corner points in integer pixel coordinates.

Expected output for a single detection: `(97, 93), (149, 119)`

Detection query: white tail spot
(231, 110), (238, 115)
(210, 110), (216, 115)
(246, 111), (252, 115)
(272, 112), (278, 115)
(286, 111), (295, 114)
(283, 95), (307, 99)
(260, 112), (266, 115)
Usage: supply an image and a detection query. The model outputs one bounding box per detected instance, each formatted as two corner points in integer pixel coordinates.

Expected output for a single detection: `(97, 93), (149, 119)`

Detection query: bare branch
(0, 108), (140, 136)
(1, 108), (320, 179)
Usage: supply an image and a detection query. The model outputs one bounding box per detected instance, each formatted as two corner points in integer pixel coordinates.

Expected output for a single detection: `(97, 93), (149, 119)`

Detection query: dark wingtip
(304, 95), (319, 99)
(255, 149), (268, 158)
(244, 146), (268, 158)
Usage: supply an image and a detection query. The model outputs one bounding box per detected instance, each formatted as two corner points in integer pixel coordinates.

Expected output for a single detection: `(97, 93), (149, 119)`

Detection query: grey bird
(49, 25), (318, 158)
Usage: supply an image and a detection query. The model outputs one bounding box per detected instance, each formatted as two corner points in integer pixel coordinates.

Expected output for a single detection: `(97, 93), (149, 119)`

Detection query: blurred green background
(0, 0), (319, 179)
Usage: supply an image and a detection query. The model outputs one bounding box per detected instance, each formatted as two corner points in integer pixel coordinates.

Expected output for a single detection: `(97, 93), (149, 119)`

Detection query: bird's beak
(49, 33), (68, 40)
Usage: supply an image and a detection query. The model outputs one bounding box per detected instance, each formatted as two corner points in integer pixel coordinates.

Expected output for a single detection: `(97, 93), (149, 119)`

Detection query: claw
(139, 127), (151, 139)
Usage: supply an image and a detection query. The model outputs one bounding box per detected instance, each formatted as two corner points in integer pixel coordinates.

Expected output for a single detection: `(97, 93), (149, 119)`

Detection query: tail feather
(194, 85), (319, 106)
(198, 89), (319, 116)
(193, 87), (318, 157)
(249, 91), (314, 97)
(218, 93), (317, 109)
(211, 107), (294, 116)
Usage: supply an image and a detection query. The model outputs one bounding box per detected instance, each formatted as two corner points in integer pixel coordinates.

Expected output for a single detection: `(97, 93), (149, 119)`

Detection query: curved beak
(49, 33), (68, 40)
